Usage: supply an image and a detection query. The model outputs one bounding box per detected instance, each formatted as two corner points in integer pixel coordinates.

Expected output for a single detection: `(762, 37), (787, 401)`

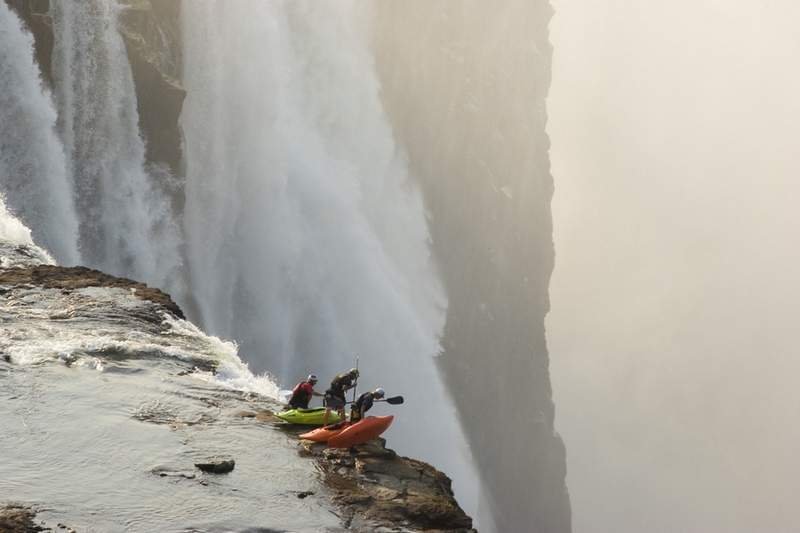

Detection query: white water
(182, 0), (482, 522)
(50, 0), (183, 294)
(0, 195), (34, 247)
(0, 3), (79, 264)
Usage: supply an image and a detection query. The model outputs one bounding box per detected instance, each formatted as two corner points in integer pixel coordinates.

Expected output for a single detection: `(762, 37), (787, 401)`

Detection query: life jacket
(289, 381), (313, 408)
(327, 373), (355, 398)
(349, 392), (375, 422)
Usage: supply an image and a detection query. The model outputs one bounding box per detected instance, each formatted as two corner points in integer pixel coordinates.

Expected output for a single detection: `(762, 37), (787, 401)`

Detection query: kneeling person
(350, 387), (385, 423)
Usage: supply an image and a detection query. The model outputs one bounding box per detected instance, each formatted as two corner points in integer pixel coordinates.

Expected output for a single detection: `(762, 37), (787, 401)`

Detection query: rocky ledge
(273, 421), (475, 532)
(0, 264), (184, 319)
(304, 439), (474, 532)
(0, 504), (42, 533)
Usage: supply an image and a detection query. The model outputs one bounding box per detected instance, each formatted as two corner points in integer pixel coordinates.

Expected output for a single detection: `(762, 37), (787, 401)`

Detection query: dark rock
(299, 439), (474, 532)
(194, 457), (235, 474)
(118, 0), (186, 179)
(0, 504), (44, 533)
(0, 265), (184, 319)
(295, 491), (314, 499)
(150, 465), (196, 480)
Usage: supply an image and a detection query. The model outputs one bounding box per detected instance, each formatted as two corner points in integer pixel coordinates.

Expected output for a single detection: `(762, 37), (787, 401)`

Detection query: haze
(548, 1), (800, 532)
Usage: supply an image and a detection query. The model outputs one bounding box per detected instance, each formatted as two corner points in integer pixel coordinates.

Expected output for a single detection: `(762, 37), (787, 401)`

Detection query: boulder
(0, 504), (43, 533)
(299, 439), (475, 532)
(194, 457), (235, 474)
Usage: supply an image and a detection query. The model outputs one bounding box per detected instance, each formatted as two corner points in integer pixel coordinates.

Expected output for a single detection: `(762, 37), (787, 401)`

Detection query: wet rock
(118, 0), (185, 177)
(194, 457), (235, 474)
(299, 439), (474, 532)
(0, 503), (43, 533)
(0, 265), (184, 319)
(150, 465), (196, 480)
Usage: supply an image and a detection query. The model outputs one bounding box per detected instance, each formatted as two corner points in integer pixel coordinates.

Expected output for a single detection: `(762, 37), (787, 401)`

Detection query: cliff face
(370, 2), (571, 532)
(4, 0), (185, 178)
(117, 0), (185, 178)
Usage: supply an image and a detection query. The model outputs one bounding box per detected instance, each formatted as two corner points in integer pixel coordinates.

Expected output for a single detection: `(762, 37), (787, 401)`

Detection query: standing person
(288, 374), (323, 409)
(350, 388), (385, 423)
(323, 368), (359, 425)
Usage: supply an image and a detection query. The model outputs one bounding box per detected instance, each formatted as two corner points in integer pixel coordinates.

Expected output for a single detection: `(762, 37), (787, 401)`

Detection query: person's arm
(312, 390), (324, 397)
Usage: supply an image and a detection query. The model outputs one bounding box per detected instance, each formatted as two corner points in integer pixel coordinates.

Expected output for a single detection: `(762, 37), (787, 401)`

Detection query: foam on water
(162, 314), (282, 399)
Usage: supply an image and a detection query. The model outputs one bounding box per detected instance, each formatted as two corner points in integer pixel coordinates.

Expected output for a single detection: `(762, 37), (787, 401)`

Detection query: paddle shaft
(352, 356), (359, 403)
(346, 395), (404, 405)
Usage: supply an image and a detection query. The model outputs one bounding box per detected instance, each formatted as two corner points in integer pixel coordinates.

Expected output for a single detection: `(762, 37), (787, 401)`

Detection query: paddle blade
(384, 395), (404, 405)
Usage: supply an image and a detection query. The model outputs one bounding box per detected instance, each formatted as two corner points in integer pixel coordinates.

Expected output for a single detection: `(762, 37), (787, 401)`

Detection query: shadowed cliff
(370, 2), (571, 531)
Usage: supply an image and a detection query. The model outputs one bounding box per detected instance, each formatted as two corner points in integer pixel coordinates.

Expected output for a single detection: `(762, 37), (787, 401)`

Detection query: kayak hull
(327, 415), (394, 448)
(299, 423), (349, 442)
(276, 407), (341, 426)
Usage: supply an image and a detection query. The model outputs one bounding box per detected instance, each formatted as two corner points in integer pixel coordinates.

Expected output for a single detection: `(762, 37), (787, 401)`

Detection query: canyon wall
(370, 2), (571, 532)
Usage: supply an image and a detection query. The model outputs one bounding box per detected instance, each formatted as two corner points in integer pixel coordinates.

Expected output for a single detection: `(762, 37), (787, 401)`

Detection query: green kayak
(275, 407), (342, 425)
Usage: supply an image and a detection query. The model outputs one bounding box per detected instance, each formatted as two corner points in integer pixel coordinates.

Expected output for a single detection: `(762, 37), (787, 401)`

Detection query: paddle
(346, 395), (404, 405)
(352, 355), (359, 403)
(379, 395), (404, 405)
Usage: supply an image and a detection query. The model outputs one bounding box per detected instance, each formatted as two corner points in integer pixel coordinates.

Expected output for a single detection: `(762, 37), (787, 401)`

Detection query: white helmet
(307, 374), (318, 383)
(374, 387), (385, 398)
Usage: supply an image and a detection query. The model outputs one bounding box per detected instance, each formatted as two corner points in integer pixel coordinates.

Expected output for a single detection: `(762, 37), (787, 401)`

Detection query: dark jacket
(326, 373), (356, 400)
(349, 391), (376, 423)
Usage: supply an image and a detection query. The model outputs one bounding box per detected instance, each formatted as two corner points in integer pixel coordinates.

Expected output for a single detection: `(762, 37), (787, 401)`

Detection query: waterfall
(0, 2), (79, 264)
(50, 0), (182, 292)
(181, 0), (483, 521)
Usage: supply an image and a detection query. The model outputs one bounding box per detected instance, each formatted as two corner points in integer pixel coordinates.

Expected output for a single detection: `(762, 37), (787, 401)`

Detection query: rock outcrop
(0, 504), (43, 533)
(0, 264), (185, 319)
(299, 437), (475, 533)
(194, 457), (236, 474)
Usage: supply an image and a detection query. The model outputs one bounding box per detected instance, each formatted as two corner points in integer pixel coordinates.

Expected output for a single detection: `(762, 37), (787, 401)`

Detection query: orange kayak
(299, 422), (349, 442)
(327, 416), (394, 448)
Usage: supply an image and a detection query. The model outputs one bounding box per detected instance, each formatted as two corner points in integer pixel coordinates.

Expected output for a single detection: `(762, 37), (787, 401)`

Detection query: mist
(547, 1), (800, 532)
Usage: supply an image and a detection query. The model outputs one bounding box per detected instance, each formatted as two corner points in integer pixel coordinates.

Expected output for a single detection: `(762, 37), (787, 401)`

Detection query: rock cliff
(371, 2), (571, 532)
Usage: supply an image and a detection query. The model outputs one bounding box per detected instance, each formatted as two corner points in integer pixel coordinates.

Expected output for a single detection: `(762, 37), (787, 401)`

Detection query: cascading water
(0, 3), (79, 265)
(49, 0), (182, 294)
(2, 0), (486, 526)
(181, 1), (484, 524)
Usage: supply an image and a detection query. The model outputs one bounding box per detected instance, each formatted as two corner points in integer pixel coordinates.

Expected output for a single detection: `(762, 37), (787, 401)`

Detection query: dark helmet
(349, 368), (359, 378)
